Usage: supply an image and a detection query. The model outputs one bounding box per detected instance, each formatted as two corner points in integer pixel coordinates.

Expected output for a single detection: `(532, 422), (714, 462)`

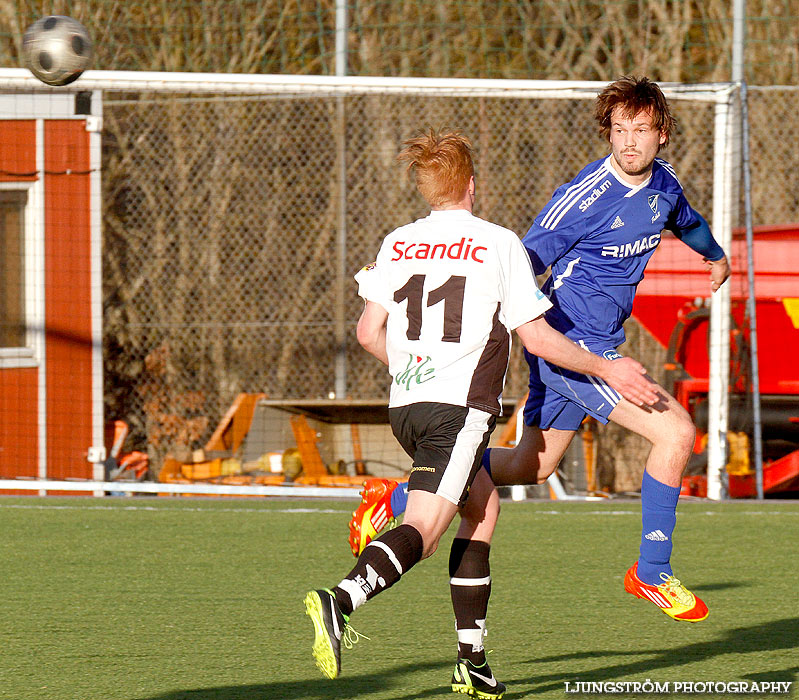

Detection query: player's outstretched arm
(356, 301), (389, 366)
(515, 317), (659, 407)
(671, 213), (730, 292)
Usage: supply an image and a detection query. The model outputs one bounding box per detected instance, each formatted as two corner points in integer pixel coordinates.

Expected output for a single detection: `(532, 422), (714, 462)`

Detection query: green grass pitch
(0, 497), (797, 699)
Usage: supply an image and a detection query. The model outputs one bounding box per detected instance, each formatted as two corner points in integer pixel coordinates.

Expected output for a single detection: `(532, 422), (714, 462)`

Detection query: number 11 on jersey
(393, 274), (466, 343)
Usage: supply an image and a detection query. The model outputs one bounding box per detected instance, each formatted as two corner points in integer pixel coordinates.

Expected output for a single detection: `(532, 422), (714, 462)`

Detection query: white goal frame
(0, 69), (737, 499)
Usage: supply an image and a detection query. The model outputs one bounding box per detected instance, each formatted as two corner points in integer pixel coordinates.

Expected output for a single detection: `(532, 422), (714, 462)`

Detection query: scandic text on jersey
(391, 237), (487, 263)
(601, 233), (661, 259)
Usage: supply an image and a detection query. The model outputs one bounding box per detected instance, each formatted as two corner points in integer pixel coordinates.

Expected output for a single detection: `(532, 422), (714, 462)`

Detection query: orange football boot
(347, 478), (399, 557)
(624, 562), (709, 622)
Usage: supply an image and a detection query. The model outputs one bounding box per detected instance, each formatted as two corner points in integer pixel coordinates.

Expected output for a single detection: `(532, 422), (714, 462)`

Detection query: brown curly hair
(595, 76), (676, 149)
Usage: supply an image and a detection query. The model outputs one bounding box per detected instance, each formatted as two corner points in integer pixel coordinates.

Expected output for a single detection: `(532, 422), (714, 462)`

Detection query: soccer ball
(22, 15), (93, 86)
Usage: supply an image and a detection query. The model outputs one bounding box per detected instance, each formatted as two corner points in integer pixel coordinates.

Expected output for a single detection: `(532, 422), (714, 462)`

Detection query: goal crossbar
(0, 67), (735, 102)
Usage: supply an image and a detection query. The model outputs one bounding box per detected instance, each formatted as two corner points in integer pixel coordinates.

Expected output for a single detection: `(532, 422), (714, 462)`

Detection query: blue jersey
(523, 155), (699, 348)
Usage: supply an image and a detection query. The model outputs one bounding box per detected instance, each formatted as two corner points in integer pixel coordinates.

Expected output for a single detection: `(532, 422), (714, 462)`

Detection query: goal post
(708, 90), (737, 500)
(0, 68), (737, 499)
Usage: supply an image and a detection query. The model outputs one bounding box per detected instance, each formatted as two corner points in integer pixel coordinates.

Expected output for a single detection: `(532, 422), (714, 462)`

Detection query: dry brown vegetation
(2, 1), (797, 487)
(2, 1), (799, 83)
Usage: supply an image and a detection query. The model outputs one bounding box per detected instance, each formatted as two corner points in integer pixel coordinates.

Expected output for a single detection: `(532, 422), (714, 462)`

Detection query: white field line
(0, 478), (360, 498)
(0, 502), (795, 516)
(0, 502), (351, 514)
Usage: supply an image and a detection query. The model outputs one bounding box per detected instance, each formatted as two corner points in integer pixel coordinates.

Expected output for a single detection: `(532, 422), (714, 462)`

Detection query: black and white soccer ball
(22, 16), (93, 86)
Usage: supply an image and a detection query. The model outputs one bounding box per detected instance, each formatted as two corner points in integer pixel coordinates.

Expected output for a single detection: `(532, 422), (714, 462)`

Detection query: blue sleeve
(522, 192), (587, 275)
(665, 191), (699, 231)
(670, 212), (725, 261)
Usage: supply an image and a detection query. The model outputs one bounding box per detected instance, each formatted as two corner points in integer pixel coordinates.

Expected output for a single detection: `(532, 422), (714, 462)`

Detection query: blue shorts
(523, 343), (623, 431)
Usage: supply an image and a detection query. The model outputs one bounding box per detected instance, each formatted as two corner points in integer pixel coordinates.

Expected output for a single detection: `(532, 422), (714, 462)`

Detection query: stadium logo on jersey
(390, 237), (487, 263)
(610, 216), (625, 230)
(395, 353), (436, 391)
(648, 194), (661, 223)
(601, 233), (661, 258)
(578, 179), (613, 212)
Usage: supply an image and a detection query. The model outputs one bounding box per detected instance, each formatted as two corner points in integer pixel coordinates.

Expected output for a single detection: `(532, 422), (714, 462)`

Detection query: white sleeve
(354, 260), (392, 311)
(498, 233), (552, 330)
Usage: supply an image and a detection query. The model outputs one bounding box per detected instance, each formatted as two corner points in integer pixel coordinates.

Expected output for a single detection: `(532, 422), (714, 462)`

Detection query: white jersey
(355, 209), (552, 414)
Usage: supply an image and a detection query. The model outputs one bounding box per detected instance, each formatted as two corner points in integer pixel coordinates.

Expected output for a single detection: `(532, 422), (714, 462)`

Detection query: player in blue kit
(305, 128), (657, 695)
(349, 76), (730, 623)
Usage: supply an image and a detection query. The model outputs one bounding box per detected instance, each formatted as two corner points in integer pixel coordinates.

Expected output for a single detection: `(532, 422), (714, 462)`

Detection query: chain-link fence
(100, 81), (738, 465)
(747, 87), (799, 224)
(0, 4), (796, 491)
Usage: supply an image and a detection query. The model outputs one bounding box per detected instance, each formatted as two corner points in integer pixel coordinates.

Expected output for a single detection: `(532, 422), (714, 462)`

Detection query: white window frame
(0, 175), (45, 369)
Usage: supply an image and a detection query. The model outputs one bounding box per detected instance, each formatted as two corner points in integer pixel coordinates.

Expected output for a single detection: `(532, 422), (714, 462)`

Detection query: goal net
(0, 70), (737, 498)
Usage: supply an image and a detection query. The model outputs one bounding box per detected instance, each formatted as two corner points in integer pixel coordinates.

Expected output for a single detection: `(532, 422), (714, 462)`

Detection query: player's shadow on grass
(509, 616), (799, 697)
(134, 658), (451, 700)
(690, 580), (752, 592)
(743, 666), (799, 684)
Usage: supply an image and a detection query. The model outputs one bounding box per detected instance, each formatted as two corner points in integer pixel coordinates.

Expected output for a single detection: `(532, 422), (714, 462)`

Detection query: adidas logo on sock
(645, 529), (669, 541)
(611, 215), (625, 229)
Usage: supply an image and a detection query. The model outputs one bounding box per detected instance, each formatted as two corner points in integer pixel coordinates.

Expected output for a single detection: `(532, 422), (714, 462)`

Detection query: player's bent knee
(670, 416), (696, 455)
(403, 516), (446, 559)
(650, 406), (696, 455)
(535, 462), (558, 484)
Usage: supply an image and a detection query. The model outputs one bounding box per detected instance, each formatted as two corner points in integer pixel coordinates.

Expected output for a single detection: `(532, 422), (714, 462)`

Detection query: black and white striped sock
(334, 523), (423, 616)
(449, 537), (491, 665)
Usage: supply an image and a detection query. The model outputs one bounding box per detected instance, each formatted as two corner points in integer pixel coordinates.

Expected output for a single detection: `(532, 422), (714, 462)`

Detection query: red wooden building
(0, 90), (103, 491)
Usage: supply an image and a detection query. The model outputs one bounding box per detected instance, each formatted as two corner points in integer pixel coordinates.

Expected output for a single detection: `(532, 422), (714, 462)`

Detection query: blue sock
(637, 470), (680, 585)
(481, 448), (492, 478)
(390, 481), (408, 516)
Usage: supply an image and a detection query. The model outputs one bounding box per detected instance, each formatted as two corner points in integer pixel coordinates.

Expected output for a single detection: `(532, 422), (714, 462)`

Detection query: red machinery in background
(634, 224), (799, 498)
